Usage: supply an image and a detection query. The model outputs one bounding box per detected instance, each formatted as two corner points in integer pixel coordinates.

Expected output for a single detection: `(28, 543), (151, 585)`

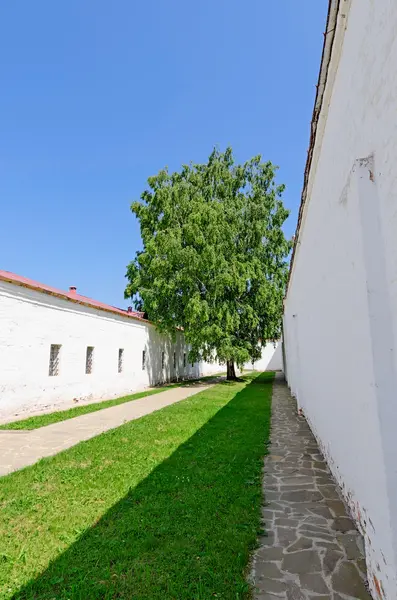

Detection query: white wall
(284, 1), (397, 597)
(0, 281), (224, 419)
(243, 341), (283, 372)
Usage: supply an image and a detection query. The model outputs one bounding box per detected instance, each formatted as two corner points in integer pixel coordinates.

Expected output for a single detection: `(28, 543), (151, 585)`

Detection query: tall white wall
(0, 281), (224, 419)
(284, 1), (397, 597)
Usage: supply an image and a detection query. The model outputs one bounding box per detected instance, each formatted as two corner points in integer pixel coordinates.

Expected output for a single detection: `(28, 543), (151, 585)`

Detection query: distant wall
(243, 341), (283, 372)
(0, 280), (224, 418)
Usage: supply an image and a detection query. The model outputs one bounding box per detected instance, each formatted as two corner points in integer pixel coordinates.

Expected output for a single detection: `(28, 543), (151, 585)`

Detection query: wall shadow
(13, 374), (273, 600)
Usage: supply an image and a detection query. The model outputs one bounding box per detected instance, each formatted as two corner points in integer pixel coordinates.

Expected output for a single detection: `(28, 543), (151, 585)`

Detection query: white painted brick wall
(284, 1), (397, 597)
(0, 280), (277, 422)
(0, 281), (224, 419)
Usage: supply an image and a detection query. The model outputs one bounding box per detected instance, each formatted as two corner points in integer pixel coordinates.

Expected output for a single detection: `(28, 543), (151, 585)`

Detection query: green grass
(0, 372), (273, 600)
(0, 375), (223, 431)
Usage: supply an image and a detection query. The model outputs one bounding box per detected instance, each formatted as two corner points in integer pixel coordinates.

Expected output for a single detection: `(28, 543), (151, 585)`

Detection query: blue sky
(0, 1), (327, 307)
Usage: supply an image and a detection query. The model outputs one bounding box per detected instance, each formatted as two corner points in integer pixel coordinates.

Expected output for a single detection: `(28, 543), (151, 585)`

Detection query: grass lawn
(0, 372), (273, 600)
(0, 375), (223, 431)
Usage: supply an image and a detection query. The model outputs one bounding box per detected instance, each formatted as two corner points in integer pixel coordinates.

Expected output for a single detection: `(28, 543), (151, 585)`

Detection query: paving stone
(276, 527), (297, 546)
(315, 476), (332, 485)
(318, 486), (341, 500)
(287, 537), (313, 552)
(336, 534), (362, 559)
(357, 557), (367, 576)
(282, 550), (322, 574)
(323, 548), (343, 575)
(280, 484), (316, 492)
(308, 506), (333, 519)
(303, 515), (329, 526)
(256, 561), (284, 580)
(299, 573), (329, 594)
(259, 531), (276, 546)
(262, 510), (277, 522)
(332, 562), (372, 599)
(312, 454), (325, 461)
(331, 517), (356, 533)
(300, 468), (318, 476)
(314, 540), (343, 552)
(275, 517), (300, 527)
(256, 546), (285, 561)
(281, 490), (323, 503)
(299, 528), (335, 542)
(250, 375), (368, 600)
(279, 476), (315, 485)
(324, 500), (347, 517)
(313, 461), (327, 471)
(286, 582), (306, 600)
(260, 578), (287, 593)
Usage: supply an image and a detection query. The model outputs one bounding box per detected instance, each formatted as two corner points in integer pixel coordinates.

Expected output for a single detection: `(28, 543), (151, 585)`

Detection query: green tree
(125, 147), (291, 380)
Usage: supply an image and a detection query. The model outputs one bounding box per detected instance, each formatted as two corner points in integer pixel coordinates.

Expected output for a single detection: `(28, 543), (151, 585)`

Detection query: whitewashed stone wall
(0, 280), (224, 419)
(243, 341), (283, 372)
(284, 1), (397, 597)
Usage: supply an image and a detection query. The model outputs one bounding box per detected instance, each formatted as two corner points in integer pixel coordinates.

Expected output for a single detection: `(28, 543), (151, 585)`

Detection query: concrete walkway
(251, 374), (371, 600)
(0, 381), (213, 477)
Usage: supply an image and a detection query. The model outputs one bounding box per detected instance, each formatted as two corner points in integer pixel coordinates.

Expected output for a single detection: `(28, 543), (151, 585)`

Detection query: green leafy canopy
(125, 147), (291, 368)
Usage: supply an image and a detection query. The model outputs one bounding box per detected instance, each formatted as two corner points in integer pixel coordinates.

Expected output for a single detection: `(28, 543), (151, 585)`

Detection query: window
(183, 353), (186, 368)
(161, 351), (165, 369)
(142, 350), (146, 370)
(49, 344), (61, 376)
(118, 348), (124, 373)
(86, 346), (94, 374)
(173, 352), (176, 369)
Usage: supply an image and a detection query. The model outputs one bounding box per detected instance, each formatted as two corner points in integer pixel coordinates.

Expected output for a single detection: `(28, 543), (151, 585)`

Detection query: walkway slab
(0, 382), (213, 477)
(251, 374), (371, 600)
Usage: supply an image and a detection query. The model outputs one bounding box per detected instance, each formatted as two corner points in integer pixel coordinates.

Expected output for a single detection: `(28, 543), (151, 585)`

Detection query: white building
(0, 270), (281, 422)
(283, 1), (397, 598)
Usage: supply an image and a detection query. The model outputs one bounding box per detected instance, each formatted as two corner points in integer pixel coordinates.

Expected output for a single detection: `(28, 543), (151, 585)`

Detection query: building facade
(0, 270), (281, 422)
(283, 1), (397, 598)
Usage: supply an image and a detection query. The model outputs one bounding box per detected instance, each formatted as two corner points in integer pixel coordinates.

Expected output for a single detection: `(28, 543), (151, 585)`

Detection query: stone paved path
(0, 382), (213, 477)
(251, 374), (372, 600)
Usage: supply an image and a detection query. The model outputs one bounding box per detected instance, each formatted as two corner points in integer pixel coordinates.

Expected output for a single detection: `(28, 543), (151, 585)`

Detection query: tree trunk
(226, 360), (237, 381)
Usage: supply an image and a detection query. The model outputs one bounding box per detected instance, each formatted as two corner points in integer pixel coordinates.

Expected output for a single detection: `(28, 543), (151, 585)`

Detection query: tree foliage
(125, 147), (291, 376)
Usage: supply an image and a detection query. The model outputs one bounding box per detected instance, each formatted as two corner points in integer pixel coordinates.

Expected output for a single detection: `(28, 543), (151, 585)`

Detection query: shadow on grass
(13, 373), (273, 600)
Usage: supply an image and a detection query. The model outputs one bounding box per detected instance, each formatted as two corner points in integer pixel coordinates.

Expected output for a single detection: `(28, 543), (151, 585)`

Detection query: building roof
(0, 270), (147, 323)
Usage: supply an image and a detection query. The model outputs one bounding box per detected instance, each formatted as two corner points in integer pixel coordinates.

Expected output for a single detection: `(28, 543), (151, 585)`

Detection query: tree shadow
(145, 329), (203, 386)
(13, 373), (273, 600)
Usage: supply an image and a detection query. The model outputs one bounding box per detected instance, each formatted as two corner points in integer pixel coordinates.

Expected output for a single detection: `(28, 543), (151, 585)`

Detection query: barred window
(183, 353), (186, 368)
(142, 350), (146, 370)
(161, 351), (165, 369)
(118, 348), (124, 373)
(49, 344), (61, 376)
(173, 352), (176, 369)
(86, 346), (94, 374)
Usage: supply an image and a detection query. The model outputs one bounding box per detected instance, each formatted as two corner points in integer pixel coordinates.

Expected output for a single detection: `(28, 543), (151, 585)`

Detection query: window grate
(183, 353), (186, 368)
(161, 351), (165, 370)
(86, 346), (94, 374)
(118, 348), (124, 373)
(142, 350), (146, 370)
(49, 344), (61, 376)
(173, 352), (176, 369)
